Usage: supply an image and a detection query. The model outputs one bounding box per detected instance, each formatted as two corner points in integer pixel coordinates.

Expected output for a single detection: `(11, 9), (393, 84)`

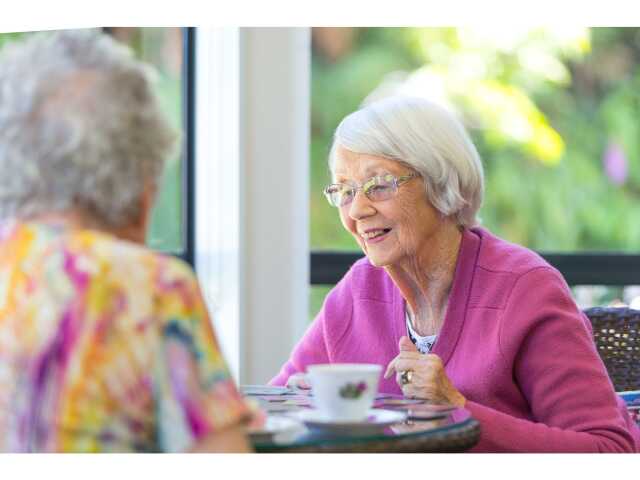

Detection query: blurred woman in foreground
(0, 30), (251, 452)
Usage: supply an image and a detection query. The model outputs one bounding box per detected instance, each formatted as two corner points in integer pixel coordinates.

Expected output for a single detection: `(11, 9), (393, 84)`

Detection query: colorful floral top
(0, 221), (250, 452)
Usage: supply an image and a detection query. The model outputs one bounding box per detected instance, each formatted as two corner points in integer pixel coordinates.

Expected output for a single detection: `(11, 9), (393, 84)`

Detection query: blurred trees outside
(310, 27), (640, 253)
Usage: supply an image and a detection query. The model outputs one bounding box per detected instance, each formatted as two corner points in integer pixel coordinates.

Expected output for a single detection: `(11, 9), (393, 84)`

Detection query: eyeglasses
(323, 173), (418, 208)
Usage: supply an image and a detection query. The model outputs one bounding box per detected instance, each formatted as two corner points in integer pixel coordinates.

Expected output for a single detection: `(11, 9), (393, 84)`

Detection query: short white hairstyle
(0, 29), (178, 228)
(329, 96), (484, 227)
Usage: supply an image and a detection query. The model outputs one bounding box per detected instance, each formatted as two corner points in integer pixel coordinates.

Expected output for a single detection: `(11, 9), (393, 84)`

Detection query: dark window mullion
(177, 27), (196, 268)
(310, 251), (640, 286)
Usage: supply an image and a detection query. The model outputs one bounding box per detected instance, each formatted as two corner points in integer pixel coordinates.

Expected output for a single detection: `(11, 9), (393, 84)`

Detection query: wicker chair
(583, 307), (640, 392)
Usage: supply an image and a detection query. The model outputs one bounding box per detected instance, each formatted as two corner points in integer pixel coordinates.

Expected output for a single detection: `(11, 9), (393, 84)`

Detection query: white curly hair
(329, 96), (484, 228)
(0, 29), (178, 228)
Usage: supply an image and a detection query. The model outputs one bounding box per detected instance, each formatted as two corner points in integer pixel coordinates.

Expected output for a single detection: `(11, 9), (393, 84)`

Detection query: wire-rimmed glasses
(323, 173), (418, 208)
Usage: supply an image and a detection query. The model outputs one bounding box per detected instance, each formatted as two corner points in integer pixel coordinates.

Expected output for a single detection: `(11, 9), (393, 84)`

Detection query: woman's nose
(348, 190), (376, 221)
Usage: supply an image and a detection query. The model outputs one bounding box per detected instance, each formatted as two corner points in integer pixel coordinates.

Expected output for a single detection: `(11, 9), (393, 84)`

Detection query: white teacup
(306, 363), (382, 422)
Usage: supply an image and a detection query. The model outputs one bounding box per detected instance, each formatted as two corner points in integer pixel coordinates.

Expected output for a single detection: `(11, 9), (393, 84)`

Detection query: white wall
(195, 27), (310, 384)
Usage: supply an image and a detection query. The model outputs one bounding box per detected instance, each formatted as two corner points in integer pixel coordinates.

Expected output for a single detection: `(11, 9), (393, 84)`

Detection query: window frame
(191, 28), (311, 383)
(310, 251), (640, 286)
(178, 27), (196, 267)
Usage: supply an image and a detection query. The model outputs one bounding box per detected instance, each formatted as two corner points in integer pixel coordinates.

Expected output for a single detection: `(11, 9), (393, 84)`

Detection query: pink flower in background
(603, 140), (628, 185)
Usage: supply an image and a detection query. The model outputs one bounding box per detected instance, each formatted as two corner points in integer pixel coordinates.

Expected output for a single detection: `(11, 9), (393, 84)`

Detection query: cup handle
(287, 372), (311, 390)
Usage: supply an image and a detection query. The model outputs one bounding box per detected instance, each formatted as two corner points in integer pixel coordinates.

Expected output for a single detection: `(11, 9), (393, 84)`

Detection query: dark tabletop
(244, 387), (480, 453)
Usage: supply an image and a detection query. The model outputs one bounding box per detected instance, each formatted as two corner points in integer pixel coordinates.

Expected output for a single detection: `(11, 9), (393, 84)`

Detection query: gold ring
(400, 370), (413, 385)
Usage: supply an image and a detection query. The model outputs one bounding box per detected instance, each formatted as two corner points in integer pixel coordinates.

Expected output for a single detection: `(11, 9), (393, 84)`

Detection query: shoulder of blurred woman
(59, 226), (200, 294)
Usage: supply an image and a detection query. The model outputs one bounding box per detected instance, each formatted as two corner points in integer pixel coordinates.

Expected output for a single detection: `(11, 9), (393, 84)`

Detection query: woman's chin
(359, 241), (397, 267)
(365, 251), (395, 268)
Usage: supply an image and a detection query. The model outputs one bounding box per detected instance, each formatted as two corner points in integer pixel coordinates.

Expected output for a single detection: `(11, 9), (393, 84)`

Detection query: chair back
(583, 307), (640, 392)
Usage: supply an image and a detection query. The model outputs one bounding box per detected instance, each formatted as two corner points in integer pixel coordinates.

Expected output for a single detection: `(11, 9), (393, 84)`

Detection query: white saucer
(248, 415), (304, 443)
(292, 409), (407, 436)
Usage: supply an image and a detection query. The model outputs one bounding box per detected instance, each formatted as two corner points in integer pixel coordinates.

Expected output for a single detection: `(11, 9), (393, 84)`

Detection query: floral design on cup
(339, 381), (368, 399)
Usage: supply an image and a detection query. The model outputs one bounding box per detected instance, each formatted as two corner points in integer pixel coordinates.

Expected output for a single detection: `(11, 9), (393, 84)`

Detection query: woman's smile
(360, 227), (392, 243)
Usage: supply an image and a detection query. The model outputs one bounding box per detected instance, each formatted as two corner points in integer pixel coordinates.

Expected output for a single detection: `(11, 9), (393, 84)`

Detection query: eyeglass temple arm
(397, 173), (417, 184)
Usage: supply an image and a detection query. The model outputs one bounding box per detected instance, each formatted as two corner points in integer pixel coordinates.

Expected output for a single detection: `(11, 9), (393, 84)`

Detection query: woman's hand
(384, 336), (466, 407)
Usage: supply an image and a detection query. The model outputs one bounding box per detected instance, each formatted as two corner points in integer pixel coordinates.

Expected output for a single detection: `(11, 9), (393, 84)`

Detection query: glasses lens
(325, 184), (353, 207)
(364, 176), (396, 201)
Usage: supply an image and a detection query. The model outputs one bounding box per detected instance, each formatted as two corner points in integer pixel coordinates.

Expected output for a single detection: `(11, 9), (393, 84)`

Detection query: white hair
(329, 96), (484, 227)
(0, 29), (178, 228)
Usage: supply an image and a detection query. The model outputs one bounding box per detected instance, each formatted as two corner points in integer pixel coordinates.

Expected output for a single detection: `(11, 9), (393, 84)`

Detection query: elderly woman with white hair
(0, 30), (251, 452)
(272, 96), (640, 452)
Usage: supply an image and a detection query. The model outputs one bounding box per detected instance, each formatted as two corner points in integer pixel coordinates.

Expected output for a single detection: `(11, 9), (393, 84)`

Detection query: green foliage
(0, 32), (28, 49)
(147, 73), (183, 253)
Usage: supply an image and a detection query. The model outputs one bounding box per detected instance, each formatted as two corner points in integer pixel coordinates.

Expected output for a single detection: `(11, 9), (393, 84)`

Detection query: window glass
(108, 27), (185, 253)
(573, 285), (640, 309)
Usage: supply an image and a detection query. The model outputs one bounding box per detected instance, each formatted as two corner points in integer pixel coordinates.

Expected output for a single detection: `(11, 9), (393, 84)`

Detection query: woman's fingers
(392, 359), (417, 375)
(399, 336), (418, 352)
(395, 351), (424, 361)
(384, 358), (397, 379)
(392, 357), (434, 373)
(386, 352), (442, 384)
(384, 351), (425, 379)
(392, 353), (465, 406)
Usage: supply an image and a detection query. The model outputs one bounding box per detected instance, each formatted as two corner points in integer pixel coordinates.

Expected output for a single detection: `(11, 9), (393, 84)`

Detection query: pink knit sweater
(272, 227), (640, 452)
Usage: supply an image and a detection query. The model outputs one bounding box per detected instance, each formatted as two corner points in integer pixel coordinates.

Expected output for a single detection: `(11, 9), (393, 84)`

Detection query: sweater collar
(393, 227), (482, 365)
